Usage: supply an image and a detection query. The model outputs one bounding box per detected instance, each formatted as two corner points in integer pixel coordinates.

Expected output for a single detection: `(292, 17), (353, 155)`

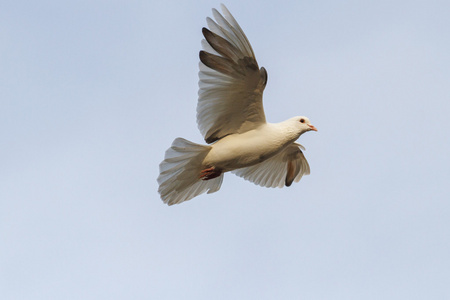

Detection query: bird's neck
(269, 121), (302, 147)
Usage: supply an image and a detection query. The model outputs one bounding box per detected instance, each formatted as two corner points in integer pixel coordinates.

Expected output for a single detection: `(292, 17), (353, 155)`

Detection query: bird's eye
(300, 119), (305, 123)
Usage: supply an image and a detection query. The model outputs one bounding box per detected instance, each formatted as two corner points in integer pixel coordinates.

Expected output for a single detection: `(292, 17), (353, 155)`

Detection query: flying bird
(158, 5), (317, 205)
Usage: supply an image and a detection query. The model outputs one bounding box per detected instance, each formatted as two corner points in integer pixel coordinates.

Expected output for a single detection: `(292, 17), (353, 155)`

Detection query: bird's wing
(232, 143), (310, 188)
(197, 4), (268, 144)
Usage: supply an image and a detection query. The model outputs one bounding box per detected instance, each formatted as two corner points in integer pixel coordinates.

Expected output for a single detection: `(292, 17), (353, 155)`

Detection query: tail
(157, 138), (224, 205)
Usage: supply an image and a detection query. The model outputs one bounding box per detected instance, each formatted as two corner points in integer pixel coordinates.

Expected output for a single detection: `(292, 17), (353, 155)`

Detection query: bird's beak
(308, 124), (318, 131)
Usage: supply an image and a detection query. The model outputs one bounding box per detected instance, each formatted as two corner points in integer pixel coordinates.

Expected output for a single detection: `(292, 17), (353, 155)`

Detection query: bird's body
(204, 119), (305, 172)
(157, 5), (317, 205)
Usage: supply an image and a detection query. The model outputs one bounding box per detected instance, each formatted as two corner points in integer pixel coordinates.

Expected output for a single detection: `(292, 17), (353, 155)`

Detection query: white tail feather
(157, 138), (223, 205)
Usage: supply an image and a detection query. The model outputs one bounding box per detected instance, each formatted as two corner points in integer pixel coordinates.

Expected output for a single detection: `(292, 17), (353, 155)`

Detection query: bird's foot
(199, 166), (222, 180)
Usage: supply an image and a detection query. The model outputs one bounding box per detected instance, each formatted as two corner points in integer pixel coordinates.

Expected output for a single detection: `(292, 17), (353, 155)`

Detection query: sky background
(1, 0), (450, 299)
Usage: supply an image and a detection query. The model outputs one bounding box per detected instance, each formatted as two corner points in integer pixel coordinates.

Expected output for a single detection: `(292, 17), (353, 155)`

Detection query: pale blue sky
(1, 0), (450, 299)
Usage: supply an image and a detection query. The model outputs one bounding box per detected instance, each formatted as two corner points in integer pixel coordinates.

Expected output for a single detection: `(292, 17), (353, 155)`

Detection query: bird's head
(282, 116), (317, 141)
(293, 116), (318, 133)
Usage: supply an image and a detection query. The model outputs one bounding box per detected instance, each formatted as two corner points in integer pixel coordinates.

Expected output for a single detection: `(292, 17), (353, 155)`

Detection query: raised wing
(232, 143), (310, 188)
(197, 4), (268, 144)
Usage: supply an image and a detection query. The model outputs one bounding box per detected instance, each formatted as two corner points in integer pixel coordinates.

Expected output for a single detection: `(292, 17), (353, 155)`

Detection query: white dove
(158, 4), (317, 205)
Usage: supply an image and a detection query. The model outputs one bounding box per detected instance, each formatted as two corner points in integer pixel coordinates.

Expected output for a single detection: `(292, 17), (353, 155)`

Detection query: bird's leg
(199, 166), (222, 180)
